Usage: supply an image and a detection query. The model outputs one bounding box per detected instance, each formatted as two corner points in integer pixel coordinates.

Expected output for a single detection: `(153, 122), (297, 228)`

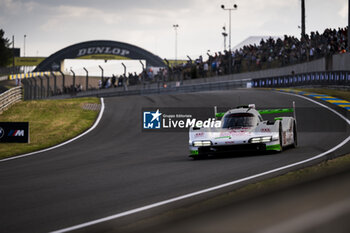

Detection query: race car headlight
(249, 136), (272, 143)
(193, 140), (212, 147)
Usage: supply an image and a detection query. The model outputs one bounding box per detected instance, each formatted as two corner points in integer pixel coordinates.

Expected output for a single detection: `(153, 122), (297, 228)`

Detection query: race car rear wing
(258, 101), (296, 122)
(214, 102), (296, 121)
(257, 108), (293, 114)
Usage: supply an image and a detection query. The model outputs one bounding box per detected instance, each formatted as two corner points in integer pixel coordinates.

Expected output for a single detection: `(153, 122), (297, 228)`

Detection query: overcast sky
(0, 0), (348, 60)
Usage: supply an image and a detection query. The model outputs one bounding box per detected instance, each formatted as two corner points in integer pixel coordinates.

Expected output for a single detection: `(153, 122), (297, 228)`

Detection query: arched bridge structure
(33, 40), (166, 72)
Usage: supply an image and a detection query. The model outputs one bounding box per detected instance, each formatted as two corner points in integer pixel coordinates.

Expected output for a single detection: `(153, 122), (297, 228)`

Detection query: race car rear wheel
(278, 122), (283, 152)
(292, 121), (297, 148)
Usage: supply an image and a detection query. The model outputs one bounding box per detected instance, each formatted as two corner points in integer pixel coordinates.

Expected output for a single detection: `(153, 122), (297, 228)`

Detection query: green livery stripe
(274, 117), (283, 121)
(215, 112), (225, 118)
(216, 108), (293, 117)
(215, 136), (231, 139)
(190, 150), (199, 155)
(258, 108), (293, 114)
(266, 144), (281, 151)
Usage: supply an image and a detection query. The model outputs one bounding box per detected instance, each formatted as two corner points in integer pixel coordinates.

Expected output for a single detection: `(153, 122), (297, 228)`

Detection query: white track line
(0, 98), (105, 163)
(52, 92), (350, 233)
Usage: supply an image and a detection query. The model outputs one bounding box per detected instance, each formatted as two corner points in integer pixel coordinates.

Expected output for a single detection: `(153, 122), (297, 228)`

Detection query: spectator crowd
(168, 27), (348, 79)
(99, 26), (348, 89)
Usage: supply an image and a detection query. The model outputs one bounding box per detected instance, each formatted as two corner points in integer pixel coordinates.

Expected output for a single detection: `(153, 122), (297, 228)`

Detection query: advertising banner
(0, 122), (29, 143)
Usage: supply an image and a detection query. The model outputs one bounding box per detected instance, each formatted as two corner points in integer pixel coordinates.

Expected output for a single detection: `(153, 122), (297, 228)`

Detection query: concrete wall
(332, 53), (350, 71)
(180, 58), (326, 86)
(178, 53), (350, 85)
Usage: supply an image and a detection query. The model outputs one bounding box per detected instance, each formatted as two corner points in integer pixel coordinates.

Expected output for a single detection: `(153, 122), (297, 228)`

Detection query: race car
(189, 103), (297, 158)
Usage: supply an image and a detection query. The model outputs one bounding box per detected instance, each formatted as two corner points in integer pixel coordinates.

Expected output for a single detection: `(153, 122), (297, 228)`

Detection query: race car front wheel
(192, 153), (208, 160)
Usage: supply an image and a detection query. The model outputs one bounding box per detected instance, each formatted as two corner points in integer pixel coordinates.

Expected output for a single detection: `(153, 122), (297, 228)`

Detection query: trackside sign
(76, 47), (130, 57)
(0, 122), (29, 143)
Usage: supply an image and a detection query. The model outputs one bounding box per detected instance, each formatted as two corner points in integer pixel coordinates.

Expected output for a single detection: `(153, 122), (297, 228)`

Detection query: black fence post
(28, 78), (33, 100)
(51, 71), (57, 95)
(139, 60), (145, 86)
(99, 65), (104, 85)
(38, 76), (44, 99)
(44, 74), (50, 97)
(121, 63), (127, 91)
(22, 79), (28, 100)
(70, 69), (76, 92)
(33, 78), (37, 100)
(83, 67), (88, 91)
(59, 71), (65, 94)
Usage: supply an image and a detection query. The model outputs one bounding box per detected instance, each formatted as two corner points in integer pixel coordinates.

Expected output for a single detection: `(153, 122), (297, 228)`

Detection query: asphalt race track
(1, 89), (350, 233)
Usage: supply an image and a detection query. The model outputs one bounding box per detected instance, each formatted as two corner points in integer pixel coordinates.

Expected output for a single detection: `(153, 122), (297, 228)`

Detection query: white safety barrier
(0, 76), (8, 81)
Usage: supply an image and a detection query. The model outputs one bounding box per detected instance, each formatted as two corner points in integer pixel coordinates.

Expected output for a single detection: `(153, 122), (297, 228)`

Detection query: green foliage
(0, 29), (12, 67)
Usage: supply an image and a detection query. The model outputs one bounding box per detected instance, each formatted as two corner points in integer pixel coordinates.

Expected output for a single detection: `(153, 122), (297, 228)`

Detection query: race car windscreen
(222, 113), (257, 128)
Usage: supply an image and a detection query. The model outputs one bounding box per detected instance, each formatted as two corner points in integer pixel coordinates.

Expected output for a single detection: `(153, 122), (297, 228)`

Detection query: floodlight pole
(173, 24), (179, 66)
(301, 0), (306, 38)
(12, 35), (15, 75)
(348, 0), (350, 51)
(221, 4), (237, 52)
(221, 4), (237, 74)
(23, 35), (26, 57)
(23, 34), (26, 73)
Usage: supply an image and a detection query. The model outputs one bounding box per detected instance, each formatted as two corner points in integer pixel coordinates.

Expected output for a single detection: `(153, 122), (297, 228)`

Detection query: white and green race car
(189, 103), (297, 158)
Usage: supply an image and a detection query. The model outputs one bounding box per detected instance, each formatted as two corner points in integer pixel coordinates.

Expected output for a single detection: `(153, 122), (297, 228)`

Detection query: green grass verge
(0, 97), (100, 160)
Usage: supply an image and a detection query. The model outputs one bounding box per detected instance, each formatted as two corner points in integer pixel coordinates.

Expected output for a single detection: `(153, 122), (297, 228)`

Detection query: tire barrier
(0, 86), (22, 114)
(252, 71), (350, 88)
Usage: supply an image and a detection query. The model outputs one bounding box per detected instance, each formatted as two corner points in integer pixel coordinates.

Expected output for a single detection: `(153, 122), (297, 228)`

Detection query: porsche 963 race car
(189, 103), (297, 158)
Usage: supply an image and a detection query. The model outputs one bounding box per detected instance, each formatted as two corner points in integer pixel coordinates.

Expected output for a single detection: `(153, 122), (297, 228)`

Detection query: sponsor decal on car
(224, 141), (235, 144)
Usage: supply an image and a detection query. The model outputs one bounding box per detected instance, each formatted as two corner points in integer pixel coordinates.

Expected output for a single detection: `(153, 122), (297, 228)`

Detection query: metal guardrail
(44, 79), (250, 99)
(0, 86), (22, 114)
(77, 79), (250, 98)
(21, 70), (350, 100)
(252, 71), (350, 88)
